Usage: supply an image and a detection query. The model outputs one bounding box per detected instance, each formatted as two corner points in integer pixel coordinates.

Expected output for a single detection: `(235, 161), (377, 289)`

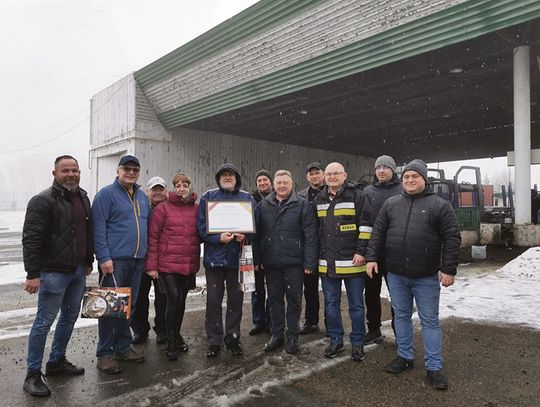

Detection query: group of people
(21, 152), (460, 398)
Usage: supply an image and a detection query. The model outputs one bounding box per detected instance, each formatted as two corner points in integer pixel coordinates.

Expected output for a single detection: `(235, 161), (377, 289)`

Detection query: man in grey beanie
(365, 158), (460, 390)
(358, 155), (402, 345)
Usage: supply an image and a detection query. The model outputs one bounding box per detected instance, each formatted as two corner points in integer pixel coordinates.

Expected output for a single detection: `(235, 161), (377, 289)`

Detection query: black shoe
(285, 336), (299, 354)
(207, 345), (220, 358)
(427, 370), (448, 390)
(156, 333), (167, 345)
(351, 345), (365, 361)
(224, 338), (243, 356)
(177, 336), (189, 352)
(45, 356), (85, 376)
(324, 342), (344, 358)
(165, 350), (178, 361)
(23, 371), (51, 397)
(298, 324), (319, 335)
(364, 329), (383, 345)
(249, 325), (267, 336)
(264, 336), (284, 352)
(386, 356), (414, 374)
(132, 333), (148, 345)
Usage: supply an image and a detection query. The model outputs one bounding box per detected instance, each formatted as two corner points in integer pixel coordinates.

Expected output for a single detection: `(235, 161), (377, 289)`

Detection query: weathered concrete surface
(0, 246), (538, 406)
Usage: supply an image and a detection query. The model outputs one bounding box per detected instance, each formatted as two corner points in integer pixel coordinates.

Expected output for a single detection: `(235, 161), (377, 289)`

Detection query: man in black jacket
(297, 162), (325, 334)
(360, 155), (402, 344)
(249, 169), (273, 336)
(22, 155), (93, 397)
(366, 159), (461, 390)
(255, 170), (318, 354)
(314, 162), (371, 361)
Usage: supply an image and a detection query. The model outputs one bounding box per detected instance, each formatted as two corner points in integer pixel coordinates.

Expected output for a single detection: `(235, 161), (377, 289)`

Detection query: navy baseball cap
(118, 155), (140, 167)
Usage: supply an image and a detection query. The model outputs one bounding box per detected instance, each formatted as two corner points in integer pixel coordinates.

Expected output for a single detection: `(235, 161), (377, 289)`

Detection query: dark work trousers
(131, 272), (166, 337)
(302, 272), (320, 326)
(251, 269), (271, 328)
(265, 266), (304, 339)
(364, 262), (395, 332)
(160, 273), (191, 336)
(205, 267), (244, 346)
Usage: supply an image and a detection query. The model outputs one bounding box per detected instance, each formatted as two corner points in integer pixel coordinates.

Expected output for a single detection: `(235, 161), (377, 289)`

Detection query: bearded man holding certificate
(197, 163), (257, 358)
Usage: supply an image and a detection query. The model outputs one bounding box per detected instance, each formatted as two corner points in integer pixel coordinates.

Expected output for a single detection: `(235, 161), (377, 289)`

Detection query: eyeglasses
(325, 171), (344, 177)
(120, 166), (140, 173)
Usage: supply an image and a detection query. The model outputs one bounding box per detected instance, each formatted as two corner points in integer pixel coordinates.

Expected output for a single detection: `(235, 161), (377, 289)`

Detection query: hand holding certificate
(206, 200), (256, 234)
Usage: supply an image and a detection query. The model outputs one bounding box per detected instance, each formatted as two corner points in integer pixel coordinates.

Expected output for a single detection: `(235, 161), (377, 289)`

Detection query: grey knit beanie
(374, 155), (396, 173)
(255, 169), (273, 183)
(402, 159), (428, 182)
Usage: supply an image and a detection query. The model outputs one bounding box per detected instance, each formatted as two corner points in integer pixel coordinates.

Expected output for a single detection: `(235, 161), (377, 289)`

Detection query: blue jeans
(27, 265), (86, 373)
(321, 276), (365, 346)
(96, 259), (144, 358)
(386, 272), (442, 370)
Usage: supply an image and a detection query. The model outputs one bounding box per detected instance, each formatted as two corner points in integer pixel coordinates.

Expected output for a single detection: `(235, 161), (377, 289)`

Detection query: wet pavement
(0, 234), (538, 406)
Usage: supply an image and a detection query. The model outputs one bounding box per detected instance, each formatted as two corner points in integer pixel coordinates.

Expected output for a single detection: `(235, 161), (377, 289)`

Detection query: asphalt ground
(0, 239), (538, 406)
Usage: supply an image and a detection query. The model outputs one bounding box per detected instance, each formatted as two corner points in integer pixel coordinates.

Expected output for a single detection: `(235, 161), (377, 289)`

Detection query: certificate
(206, 200), (256, 234)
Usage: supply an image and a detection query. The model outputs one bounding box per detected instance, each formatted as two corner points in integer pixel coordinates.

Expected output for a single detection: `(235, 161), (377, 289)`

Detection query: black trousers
(160, 273), (191, 336)
(265, 266), (304, 339)
(131, 272), (166, 336)
(303, 272), (320, 326)
(364, 263), (395, 331)
(205, 267), (244, 346)
(251, 268), (271, 328)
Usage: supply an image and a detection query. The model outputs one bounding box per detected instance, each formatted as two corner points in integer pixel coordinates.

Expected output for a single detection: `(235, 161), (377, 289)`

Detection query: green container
(456, 208), (481, 231)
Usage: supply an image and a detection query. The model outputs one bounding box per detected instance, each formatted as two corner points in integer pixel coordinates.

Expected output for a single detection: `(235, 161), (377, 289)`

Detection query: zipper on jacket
(402, 197), (415, 250)
(122, 185), (141, 258)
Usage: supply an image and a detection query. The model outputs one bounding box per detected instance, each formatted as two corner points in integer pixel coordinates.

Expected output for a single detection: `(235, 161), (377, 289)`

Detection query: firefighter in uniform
(313, 162), (371, 361)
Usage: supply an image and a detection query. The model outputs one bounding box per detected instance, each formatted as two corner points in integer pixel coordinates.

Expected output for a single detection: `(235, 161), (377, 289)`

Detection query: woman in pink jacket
(146, 173), (200, 361)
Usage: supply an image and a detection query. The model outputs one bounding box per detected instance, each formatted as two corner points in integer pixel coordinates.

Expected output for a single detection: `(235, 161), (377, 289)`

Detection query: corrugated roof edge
(134, 0), (321, 87)
(153, 0), (540, 128)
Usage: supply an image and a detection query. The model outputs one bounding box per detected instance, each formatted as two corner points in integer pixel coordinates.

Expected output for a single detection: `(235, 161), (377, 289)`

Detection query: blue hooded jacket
(92, 178), (151, 263)
(197, 163), (257, 269)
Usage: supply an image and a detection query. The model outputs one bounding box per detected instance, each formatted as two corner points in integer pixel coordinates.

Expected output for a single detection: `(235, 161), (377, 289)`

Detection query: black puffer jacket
(255, 191), (318, 271)
(22, 181), (93, 279)
(365, 187), (461, 278)
(357, 174), (402, 254)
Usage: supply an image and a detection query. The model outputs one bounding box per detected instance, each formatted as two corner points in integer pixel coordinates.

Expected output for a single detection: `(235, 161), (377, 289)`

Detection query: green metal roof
(138, 0), (540, 129)
(134, 0), (321, 88)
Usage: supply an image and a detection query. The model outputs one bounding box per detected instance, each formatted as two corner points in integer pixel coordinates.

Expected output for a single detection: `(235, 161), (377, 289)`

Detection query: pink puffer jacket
(146, 191), (200, 275)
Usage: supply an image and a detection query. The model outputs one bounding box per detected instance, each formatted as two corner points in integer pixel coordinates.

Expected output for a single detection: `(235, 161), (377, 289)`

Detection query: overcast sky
(0, 0), (537, 206)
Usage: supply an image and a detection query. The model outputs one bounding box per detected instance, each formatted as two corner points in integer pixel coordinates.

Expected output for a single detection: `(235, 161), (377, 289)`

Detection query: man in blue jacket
(197, 163), (257, 357)
(92, 155), (151, 374)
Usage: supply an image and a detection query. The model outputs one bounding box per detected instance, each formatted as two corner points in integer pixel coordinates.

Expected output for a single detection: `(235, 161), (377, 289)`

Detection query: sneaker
(177, 336), (189, 352)
(298, 324), (319, 335)
(351, 345), (365, 361)
(156, 333), (167, 345)
(224, 337), (243, 356)
(264, 336), (284, 352)
(207, 345), (220, 358)
(386, 356), (414, 374)
(113, 349), (145, 363)
(324, 342), (344, 358)
(285, 336), (299, 354)
(364, 329), (383, 345)
(45, 356), (85, 376)
(132, 332), (148, 345)
(97, 356), (122, 374)
(427, 370), (449, 390)
(23, 371), (51, 397)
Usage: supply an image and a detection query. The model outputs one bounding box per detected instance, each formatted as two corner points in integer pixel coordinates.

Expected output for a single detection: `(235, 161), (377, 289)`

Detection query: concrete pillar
(513, 46), (531, 224)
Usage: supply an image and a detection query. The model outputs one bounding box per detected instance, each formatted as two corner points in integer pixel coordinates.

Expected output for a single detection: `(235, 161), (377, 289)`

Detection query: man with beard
(22, 155), (93, 397)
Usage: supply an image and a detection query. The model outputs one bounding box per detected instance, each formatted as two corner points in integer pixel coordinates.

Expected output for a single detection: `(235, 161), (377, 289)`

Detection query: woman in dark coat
(146, 173), (200, 361)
